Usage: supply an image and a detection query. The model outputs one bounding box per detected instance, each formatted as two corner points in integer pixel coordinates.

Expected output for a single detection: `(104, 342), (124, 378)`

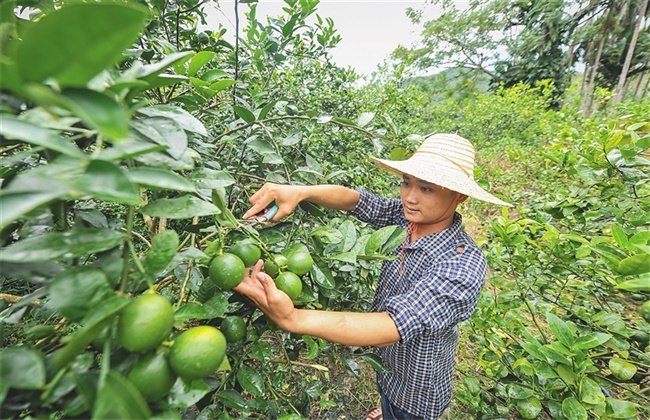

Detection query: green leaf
(215, 389), (249, 411)
(233, 105), (256, 123)
(546, 313), (574, 347)
(0, 347), (45, 393)
(0, 115), (85, 157)
(168, 378), (210, 408)
(16, 3), (148, 86)
(0, 228), (124, 263)
(209, 79), (237, 92)
(515, 397), (542, 419)
(236, 365), (265, 397)
(381, 227), (407, 254)
(611, 224), (629, 250)
(365, 225), (399, 255)
(303, 336), (319, 359)
(211, 189), (239, 228)
(140, 195), (221, 219)
(574, 332), (612, 349)
(52, 295), (129, 371)
(356, 112), (375, 128)
(605, 398), (637, 418)
(133, 117), (187, 160)
(616, 275), (650, 292)
(616, 253), (650, 275)
(143, 230), (179, 274)
(360, 353), (390, 373)
(76, 160), (141, 205)
(580, 378), (605, 405)
(312, 259), (335, 289)
(174, 303), (210, 322)
(92, 370), (152, 420)
(127, 167), (196, 192)
(609, 357), (637, 381)
(137, 51), (194, 82)
(187, 51), (216, 77)
(202, 293), (229, 319)
(506, 383), (534, 399)
(562, 397), (588, 420)
(137, 105), (208, 137)
(62, 88), (129, 140)
(49, 267), (113, 321)
(0, 189), (68, 230)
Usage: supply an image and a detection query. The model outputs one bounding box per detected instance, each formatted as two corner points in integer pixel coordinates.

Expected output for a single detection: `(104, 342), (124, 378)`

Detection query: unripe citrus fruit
(229, 241), (261, 267)
(169, 326), (227, 380)
(221, 315), (246, 342)
(287, 251), (313, 275)
(117, 293), (173, 353)
(127, 351), (177, 401)
(264, 254), (287, 278)
(209, 253), (246, 290)
(275, 272), (302, 300)
(640, 300), (650, 324)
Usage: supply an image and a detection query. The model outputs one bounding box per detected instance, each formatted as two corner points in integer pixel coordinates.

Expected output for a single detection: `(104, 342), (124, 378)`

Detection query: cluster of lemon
(116, 241), (314, 402)
(208, 240), (314, 301)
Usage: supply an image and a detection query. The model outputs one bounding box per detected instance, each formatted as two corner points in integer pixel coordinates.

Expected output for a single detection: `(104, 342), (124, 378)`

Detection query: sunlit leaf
(236, 365), (265, 397)
(92, 371), (152, 419)
(17, 3), (148, 86)
(62, 88), (129, 140)
(609, 357), (637, 381)
(140, 195), (220, 219)
(0, 116), (85, 157)
(76, 160), (141, 205)
(0, 228), (124, 262)
(127, 167), (196, 192)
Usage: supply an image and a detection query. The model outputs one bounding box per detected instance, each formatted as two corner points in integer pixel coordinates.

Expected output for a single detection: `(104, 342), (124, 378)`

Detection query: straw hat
(371, 133), (512, 207)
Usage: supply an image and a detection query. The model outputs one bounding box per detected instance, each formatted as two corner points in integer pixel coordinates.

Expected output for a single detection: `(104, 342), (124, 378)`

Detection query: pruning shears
(240, 203), (279, 227)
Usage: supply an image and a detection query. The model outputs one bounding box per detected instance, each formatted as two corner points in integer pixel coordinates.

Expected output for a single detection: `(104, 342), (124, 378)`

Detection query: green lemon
(229, 241), (262, 267)
(117, 293), (173, 353)
(127, 351), (177, 401)
(275, 272), (302, 300)
(209, 253), (246, 290)
(221, 315), (246, 342)
(287, 252), (313, 275)
(264, 254), (287, 278)
(169, 326), (227, 380)
(640, 300), (650, 324)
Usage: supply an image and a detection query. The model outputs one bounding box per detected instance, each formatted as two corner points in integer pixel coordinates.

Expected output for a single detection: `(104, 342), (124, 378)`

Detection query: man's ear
(457, 194), (469, 204)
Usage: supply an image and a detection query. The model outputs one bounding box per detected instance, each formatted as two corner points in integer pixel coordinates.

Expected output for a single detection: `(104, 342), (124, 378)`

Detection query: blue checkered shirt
(349, 189), (487, 419)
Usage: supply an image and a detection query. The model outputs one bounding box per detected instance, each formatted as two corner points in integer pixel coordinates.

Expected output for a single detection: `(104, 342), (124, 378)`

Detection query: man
(234, 133), (511, 419)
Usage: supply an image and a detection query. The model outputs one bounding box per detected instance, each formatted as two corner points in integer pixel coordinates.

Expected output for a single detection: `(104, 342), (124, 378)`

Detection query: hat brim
(372, 157), (513, 207)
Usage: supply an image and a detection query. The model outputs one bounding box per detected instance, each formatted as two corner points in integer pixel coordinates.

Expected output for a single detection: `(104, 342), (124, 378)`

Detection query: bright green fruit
(221, 315), (246, 342)
(264, 254), (287, 278)
(275, 272), (302, 300)
(229, 241), (262, 267)
(169, 326), (227, 380)
(117, 293), (173, 353)
(127, 351), (177, 401)
(640, 300), (650, 324)
(209, 253), (246, 290)
(287, 251), (313, 275)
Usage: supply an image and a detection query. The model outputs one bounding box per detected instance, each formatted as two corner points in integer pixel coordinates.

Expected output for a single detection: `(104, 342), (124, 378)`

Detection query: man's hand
(243, 183), (304, 223)
(233, 260), (298, 331)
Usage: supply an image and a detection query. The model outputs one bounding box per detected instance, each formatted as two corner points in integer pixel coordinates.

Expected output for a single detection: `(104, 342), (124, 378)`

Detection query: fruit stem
(119, 205), (136, 293)
(177, 259), (194, 308)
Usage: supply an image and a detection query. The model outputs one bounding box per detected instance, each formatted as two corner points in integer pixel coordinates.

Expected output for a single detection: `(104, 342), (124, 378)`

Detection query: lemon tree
(117, 293), (174, 353)
(209, 253), (246, 290)
(169, 326), (227, 380)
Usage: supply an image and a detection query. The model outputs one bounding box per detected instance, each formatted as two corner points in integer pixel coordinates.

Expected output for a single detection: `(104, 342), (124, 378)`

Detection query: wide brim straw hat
(371, 133), (512, 207)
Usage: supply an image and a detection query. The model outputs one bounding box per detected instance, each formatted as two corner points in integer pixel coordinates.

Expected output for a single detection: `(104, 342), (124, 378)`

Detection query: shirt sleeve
(385, 247), (487, 342)
(348, 188), (404, 229)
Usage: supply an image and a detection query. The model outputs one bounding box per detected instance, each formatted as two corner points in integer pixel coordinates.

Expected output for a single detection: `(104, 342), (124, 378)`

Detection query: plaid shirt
(349, 189), (487, 419)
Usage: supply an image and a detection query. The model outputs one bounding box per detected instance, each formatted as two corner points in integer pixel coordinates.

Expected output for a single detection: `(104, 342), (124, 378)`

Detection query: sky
(204, 1), (448, 76)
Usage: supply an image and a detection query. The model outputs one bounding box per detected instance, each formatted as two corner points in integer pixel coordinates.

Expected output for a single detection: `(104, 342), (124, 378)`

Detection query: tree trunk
(613, 0), (649, 103)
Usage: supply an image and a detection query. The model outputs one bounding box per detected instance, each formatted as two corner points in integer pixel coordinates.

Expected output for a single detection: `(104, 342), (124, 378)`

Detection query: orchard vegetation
(0, 0), (649, 419)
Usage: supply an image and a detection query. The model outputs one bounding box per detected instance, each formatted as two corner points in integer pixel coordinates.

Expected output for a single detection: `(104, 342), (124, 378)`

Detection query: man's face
(400, 174), (466, 230)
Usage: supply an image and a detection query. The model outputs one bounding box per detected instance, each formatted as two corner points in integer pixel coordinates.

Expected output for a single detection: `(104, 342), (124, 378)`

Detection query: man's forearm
(287, 309), (400, 347)
(297, 185), (360, 211)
